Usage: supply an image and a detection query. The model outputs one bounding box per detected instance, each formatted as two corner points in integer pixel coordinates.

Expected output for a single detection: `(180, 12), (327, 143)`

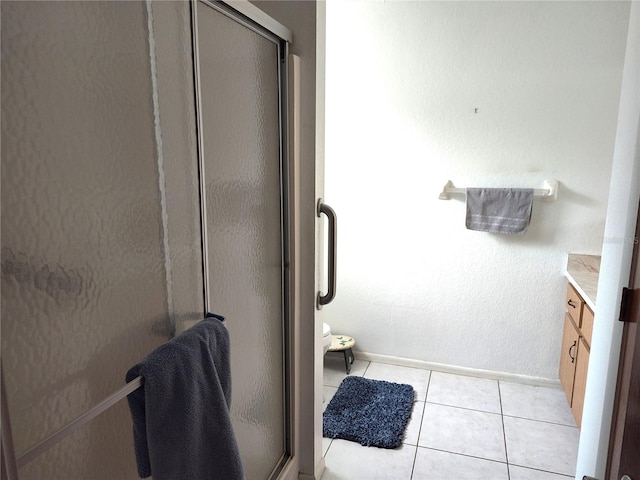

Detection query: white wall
(577, 1), (640, 478)
(325, 0), (630, 379)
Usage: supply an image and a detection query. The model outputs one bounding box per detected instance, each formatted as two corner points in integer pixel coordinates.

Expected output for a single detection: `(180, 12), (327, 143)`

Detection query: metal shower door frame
(189, 1), (295, 477)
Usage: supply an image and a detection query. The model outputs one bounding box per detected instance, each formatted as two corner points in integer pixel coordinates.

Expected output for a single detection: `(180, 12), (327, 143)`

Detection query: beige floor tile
(322, 439), (417, 480)
(321, 361), (580, 480)
(509, 465), (573, 479)
(500, 381), (576, 426)
(412, 448), (509, 480)
(402, 401), (425, 446)
(363, 363), (431, 400)
(418, 403), (506, 462)
(503, 416), (578, 477)
(427, 371), (501, 413)
(323, 355), (369, 387)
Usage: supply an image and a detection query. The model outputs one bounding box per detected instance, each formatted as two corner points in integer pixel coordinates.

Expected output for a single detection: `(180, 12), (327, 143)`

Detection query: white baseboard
(355, 351), (561, 388)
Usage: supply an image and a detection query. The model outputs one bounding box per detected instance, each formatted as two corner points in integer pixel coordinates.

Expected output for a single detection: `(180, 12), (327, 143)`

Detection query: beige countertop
(565, 254), (600, 310)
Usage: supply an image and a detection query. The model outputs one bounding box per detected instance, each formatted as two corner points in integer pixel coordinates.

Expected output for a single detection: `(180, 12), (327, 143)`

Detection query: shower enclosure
(1, 1), (294, 478)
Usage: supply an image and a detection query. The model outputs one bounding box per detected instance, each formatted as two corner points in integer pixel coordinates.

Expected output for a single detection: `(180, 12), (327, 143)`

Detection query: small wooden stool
(328, 335), (356, 374)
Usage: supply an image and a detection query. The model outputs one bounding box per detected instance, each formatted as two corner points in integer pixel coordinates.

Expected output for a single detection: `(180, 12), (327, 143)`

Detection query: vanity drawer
(565, 283), (584, 324)
(581, 305), (594, 347)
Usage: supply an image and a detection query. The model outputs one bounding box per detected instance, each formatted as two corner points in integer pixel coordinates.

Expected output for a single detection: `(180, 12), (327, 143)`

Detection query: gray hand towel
(126, 315), (245, 480)
(465, 188), (534, 234)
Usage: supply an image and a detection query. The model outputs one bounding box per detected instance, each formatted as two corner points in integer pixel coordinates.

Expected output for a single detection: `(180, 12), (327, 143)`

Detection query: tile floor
(321, 355), (579, 480)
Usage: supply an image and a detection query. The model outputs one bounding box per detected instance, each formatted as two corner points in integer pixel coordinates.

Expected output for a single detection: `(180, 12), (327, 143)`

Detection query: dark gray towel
(466, 188), (534, 234)
(126, 316), (244, 480)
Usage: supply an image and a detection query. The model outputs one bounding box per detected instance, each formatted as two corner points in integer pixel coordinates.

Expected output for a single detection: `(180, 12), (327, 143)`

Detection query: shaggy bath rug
(323, 376), (415, 448)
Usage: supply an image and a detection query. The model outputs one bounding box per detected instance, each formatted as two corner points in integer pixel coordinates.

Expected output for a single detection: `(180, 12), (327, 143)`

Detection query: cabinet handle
(569, 340), (577, 364)
(568, 299), (577, 309)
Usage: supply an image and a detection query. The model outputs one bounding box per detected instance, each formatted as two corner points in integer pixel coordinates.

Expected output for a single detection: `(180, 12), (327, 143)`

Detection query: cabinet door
(565, 283), (584, 326)
(582, 305), (595, 347)
(572, 337), (590, 428)
(559, 314), (580, 406)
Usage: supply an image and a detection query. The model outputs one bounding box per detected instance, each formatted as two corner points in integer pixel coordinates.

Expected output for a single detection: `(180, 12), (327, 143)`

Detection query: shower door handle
(317, 199), (337, 309)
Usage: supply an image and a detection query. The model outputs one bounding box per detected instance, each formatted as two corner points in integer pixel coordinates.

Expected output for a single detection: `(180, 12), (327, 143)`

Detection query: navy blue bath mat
(323, 376), (415, 448)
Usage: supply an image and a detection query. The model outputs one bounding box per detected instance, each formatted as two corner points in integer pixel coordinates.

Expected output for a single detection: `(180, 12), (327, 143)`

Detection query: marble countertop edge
(565, 254), (600, 311)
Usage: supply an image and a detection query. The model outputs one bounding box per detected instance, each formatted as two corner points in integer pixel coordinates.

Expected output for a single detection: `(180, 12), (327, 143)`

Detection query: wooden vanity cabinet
(559, 283), (594, 428)
(572, 337), (590, 426)
(559, 314), (580, 405)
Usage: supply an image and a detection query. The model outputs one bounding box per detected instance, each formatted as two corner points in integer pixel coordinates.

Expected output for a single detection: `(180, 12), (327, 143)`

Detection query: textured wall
(324, 1), (630, 379)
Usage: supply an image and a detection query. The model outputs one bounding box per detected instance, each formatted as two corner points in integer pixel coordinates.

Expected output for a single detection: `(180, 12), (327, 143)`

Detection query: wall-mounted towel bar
(438, 179), (559, 202)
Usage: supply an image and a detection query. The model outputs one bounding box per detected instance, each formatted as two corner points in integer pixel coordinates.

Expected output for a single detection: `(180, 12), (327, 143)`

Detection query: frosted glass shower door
(1, 1), (202, 478)
(194, 2), (289, 479)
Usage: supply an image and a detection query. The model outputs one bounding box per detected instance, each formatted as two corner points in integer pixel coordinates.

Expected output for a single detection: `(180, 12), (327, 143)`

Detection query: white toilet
(322, 322), (332, 356)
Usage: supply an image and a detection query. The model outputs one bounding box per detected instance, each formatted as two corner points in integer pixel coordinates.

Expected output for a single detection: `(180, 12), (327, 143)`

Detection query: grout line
(409, 400), (424, 479)
(508, 462), (575, 478)
(415, 370), (432, 441)
(361, 360), (371, 377)
(498, 380), (511, 480)
(501, 413), (578, 429)
(415, 446), (509, 465)
(409, 371), (430, 479)
(323, 438), (334, 457)
(423, 400), (502, 416)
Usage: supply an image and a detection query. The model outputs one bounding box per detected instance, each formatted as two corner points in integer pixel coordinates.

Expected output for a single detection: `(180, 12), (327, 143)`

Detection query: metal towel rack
(8, 375), (144, 471)
(2, 314), (227, 477)
(438, 179), (559, 202)
(2, 368), (143, 478)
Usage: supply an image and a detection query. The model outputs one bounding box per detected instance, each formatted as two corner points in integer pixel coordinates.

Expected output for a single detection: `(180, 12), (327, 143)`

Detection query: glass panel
(196, 3), (286, 478)
(18, 402), (137, 479)
(1, 1), (202, 477)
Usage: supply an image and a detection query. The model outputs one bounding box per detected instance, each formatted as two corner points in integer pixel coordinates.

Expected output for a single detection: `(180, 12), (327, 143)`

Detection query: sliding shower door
(2, 1), (291, 478)
(194, 2), (290, 478)
(1, 1), (203, 478)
